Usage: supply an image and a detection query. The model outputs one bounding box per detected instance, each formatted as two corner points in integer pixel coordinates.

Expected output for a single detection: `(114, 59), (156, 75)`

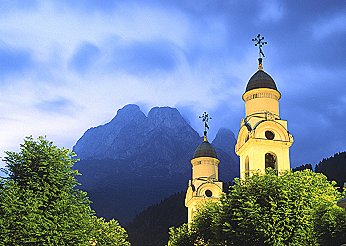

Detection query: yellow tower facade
(185, 134), (223, 224)
(236, 63), (294, 179)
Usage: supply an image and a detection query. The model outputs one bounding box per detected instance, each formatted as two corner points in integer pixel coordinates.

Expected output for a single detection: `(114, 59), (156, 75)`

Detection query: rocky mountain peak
(116, 103), (140, 114)
(213, 127), (235, 143)
(147, 107), (188, 129)
(109, 104), (146, 125)
(73, 104), (199, 162)
(212, 127), (237, 159)
(73, 104), (240, 222)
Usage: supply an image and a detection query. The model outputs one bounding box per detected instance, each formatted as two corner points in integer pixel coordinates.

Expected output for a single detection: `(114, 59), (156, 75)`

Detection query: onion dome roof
(193, 140), (218, 159)
(245, 70), (278, 92)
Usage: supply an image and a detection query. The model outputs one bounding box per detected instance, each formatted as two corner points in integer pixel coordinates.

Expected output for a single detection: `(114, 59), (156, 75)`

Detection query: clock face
(205, 190), (213, 197)
(265, 130), (275, 140)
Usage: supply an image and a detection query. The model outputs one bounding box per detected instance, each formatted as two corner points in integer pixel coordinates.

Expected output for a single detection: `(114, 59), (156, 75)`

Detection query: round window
(205, 190), (213, 197)
(265, 131), (275, 140)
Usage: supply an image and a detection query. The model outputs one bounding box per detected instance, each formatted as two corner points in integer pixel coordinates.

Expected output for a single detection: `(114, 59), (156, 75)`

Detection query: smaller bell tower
(185, 112), (223, 224)
(236, 34), (294, 179)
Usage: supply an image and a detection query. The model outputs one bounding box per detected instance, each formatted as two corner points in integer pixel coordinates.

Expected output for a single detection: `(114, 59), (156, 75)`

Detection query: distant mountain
(75, 104), (201, 174)
(73, 104), (239, 223)
(212, 127), (239, 181)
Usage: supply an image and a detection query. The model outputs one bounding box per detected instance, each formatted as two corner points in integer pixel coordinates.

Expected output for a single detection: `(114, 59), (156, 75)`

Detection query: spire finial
(199, 112), (212, 142)
(252, 34), (267, 70)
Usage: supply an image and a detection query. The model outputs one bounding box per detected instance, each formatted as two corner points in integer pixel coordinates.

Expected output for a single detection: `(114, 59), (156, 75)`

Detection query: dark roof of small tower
(193, 140), (218, 159)
(245, 70), (278, 92)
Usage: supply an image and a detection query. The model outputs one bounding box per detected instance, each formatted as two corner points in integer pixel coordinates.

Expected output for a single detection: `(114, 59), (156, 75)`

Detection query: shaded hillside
(315, 152), (346, 188)
(126, 192), (186, 246)
(73, 104), (239, 223)
(75, 159), (189, 222)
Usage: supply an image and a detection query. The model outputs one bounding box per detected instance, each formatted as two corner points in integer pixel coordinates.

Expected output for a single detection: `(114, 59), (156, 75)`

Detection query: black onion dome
(245, 70), (278, 92)
(193, 141), (218, 159)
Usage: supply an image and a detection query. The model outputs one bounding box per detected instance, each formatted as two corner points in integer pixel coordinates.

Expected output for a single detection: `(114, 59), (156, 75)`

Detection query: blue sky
(0, 0), (345, 168)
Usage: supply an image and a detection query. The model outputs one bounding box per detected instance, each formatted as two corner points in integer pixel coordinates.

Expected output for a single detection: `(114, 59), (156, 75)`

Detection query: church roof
(193, 140), (218, 159)
(245, 70), (278, 92)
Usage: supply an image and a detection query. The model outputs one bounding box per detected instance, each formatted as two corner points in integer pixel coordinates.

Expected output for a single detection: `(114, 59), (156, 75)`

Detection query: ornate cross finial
(199, 112), (212, 141)
(252, 34), (267, 70)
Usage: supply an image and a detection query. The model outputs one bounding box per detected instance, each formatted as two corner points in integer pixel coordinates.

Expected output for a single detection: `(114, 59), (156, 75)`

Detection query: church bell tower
(236, 34), (294, 179)
(185, 113), (223, 224)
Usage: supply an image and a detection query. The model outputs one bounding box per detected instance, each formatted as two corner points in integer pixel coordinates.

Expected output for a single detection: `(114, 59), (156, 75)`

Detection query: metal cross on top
(252, 34), (267, 58)
(199, 112), (212, 138)
(252, 34), (267, 69)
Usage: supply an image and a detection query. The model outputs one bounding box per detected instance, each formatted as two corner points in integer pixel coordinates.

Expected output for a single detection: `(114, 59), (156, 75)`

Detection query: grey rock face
(74, 104), (201, 174)
(212, 127), (237, 160)
(74, 104), (146, 160)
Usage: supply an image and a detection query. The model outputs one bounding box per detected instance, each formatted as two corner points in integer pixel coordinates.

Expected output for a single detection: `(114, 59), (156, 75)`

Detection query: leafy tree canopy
(0, 136), (130, 245)
(91, 217), (130, 245)
(168, 169), (346, 246)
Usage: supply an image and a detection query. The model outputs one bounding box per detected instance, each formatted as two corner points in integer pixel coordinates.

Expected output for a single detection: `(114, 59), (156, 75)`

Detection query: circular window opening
(205, 190), (213, 197)
(265, 131), (275, 140)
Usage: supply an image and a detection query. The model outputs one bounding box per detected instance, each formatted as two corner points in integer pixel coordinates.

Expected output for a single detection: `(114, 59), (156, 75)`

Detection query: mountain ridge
(73, 104), (239, 222)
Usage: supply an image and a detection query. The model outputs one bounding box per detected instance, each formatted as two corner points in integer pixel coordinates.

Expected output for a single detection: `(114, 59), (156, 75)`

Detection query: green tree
(314, 203), (346, 245)
(0, 136), (129, 245)
(90, 217), (130, 246)
(168, 169), (346, 246)
(168, 223), (195, 246)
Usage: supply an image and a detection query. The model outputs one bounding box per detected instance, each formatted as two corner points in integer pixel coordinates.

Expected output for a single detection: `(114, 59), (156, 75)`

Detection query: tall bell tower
(185, 113), (223, 224)
(236, 34), (294, 179)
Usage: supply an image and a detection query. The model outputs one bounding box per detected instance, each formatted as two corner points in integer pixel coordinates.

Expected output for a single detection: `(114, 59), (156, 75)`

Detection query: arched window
(245, 156), (250, 178)
(265, 152), (277, 171)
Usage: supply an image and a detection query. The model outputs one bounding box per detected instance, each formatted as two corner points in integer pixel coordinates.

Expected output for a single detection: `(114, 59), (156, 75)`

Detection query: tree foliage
(168, 223), (195, 246)
(0, 136), (129, 245)
(91, 217), (130, 246)
(168, 169), (346, 246)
